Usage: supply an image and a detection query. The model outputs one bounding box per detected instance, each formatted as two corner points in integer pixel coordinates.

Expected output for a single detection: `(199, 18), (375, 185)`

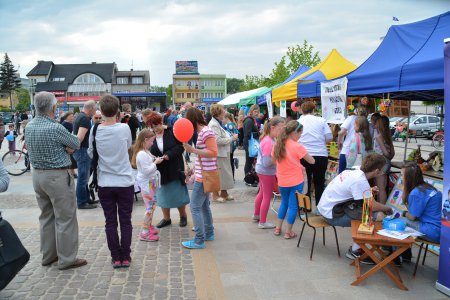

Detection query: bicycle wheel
(2, 150), (30, 176)
(432, 133), (444, 151)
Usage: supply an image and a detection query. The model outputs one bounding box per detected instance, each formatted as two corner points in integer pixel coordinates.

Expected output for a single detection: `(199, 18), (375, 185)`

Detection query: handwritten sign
(321, 77), (347, 124)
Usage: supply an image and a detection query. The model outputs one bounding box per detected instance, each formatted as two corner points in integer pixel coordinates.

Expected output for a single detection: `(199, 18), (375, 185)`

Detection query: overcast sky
(0, 0), (448, 87)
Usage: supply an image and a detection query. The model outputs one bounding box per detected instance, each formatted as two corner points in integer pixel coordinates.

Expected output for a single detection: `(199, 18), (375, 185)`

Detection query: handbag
(0, 212), (30, 290)
(248, 132), (260, 158)
(198, 156), (220, 193)
(346, 133), (361, 168)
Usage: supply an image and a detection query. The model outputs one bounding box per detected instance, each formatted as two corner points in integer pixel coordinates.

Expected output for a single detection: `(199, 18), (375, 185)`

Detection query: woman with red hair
(146, 111), (190, 228)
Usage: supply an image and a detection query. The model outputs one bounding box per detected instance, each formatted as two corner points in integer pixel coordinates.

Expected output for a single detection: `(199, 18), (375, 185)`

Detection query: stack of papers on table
(377, 227), (424, 240)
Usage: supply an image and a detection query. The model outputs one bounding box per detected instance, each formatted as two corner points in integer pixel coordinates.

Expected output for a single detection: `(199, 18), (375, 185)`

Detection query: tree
(226, 78), (244, 94)
(15, 88), (31, 112)
(285, 40), (321, 72)
(166, 84), (173, 105)
(265, 56), (290, 87)
(239, 41), (321, 91)
(239, 75), (267, 92)
(150, 86), (166, 93)
(0, 53), (21, 110)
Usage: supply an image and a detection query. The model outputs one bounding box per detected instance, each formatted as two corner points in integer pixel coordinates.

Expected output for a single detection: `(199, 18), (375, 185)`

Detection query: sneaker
(360, 256), (376, 265)
(148, 226), (159, 235)
(258, 222), (276, 229)
(182, 239), (206, 249)
(121, 260), (131, 268)
(111, 259), (121, 269)
(345, 246), (364, 260)
(401, 248), (412, 263)
(245, 182), (253, 187)
(252, 215), (260, 222)
(251, 182), (258, 187)
(205, 234), (215, 241)
(139, 232), (159, 242)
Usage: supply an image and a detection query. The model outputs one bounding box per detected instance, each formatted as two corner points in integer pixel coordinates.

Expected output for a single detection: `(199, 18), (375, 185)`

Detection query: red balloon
(291, 101), (298, 112)
(173, 118), (194, 143)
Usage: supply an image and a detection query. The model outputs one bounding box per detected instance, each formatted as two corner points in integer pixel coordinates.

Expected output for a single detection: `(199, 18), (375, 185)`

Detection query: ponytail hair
(260, 116), (285, 141)
(273, 120), (302, 162)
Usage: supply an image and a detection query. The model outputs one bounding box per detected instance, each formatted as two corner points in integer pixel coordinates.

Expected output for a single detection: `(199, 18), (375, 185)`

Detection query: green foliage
(239, 41), (321, 92)
(166, 84), (173, 105)
(239, 75), (267, 92)
(0, 53), (21, 109)
(15, 88), (31, 112)
(226, 78), (244, 94)
(286, 40), (321, 71)
(150, 86), (166, 93)
(73, 106), (80, 114)
(422, 101), (444, 106)
(0, 107), (12, 112)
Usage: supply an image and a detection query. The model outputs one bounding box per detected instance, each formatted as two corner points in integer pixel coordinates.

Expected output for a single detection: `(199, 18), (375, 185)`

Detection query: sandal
(274, 227), (281, 236)
(284, 231), (298, 239)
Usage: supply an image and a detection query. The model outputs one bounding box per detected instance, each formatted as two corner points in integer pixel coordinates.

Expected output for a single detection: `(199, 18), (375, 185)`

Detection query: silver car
(407, 114), (441, 136)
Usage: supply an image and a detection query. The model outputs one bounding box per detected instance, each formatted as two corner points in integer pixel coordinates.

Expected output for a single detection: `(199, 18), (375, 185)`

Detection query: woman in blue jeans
(182, 108), (218, 249)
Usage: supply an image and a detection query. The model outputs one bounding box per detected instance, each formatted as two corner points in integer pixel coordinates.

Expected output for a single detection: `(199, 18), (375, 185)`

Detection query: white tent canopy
(218, 87), (266, 106)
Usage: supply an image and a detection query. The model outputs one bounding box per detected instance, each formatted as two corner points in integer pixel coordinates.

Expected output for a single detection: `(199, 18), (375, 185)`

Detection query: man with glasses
(92, 110), (102, 125)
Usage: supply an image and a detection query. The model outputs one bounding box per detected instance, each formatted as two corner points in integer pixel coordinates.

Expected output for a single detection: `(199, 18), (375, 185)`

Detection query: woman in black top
(147, 112), (190, 228)
(243, 104), (260, 184)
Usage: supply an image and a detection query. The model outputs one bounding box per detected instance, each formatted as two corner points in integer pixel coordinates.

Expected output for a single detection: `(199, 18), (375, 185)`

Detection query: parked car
(402, 114), (441, 137)
(0, 112), (14, 125)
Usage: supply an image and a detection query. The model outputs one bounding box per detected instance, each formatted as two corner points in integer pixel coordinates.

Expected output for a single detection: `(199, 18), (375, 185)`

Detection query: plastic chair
(413, 237), (440, 277)
(296, 192), (341, 260)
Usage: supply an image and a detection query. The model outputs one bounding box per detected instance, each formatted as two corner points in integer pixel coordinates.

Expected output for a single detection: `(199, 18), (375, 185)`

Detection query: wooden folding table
(350, 220), (415, 290)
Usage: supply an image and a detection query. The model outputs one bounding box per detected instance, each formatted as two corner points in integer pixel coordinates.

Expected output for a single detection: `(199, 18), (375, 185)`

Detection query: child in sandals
(272, 120), (315, 239)
(132, 129), (164, 242)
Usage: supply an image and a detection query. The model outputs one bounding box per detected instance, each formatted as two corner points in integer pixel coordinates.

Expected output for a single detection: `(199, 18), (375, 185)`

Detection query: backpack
(0, 212), (30, 290)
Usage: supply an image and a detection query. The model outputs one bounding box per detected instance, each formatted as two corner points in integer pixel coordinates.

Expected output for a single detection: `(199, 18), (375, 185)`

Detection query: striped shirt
(25, 116), (80, 169)
(194, 126), (217, 180)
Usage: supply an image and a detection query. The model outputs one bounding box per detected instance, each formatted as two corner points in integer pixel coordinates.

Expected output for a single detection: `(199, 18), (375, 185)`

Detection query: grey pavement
(0, 147), (446, 299)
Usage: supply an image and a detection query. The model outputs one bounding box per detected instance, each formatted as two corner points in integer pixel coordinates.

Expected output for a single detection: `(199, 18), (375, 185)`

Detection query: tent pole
(403, 101), (411, 161)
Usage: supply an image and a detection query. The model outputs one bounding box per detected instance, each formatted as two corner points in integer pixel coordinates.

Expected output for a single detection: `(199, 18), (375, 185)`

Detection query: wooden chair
(271, 192), (281, 214)
(408, 129), (417, 143)
(296, 192), (341, 260)
(413, 237), (440, 277)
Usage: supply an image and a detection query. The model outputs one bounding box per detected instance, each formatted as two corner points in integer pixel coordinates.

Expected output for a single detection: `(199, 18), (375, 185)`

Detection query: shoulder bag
(197, 156), (220, 193)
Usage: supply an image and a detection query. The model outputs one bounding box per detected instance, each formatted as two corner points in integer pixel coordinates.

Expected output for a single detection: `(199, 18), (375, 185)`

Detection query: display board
(325, 160), (339, 184)
(387, 175), (443, 255)
(387, 175), (444, 214)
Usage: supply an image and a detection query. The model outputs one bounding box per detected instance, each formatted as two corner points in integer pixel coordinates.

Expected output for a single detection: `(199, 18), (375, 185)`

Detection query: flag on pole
(392, 16), (399, 21)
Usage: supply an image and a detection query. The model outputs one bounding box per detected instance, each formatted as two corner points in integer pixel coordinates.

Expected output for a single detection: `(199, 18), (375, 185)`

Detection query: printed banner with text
(437, 38), (450, 297)
(321, 77), (347, 124)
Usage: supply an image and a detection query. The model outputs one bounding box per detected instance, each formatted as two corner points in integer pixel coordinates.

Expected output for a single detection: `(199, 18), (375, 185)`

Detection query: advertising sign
(321, 77), (347, 124)
(265, 92), (273, 118)
(175, 61), (199, 74)
(437, 38), (450, 296)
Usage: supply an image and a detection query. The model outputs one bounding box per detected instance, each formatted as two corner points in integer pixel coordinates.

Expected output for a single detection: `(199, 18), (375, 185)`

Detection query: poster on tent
(321, 77), (347, 124)
(280, 100), (286, 118)
(265, 93), (273, 119)
(437, 38), (450, 296)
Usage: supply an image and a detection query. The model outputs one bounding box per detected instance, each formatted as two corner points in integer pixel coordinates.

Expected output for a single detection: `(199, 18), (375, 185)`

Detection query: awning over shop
(272, 49), (357, 102)
(345, 11), (450, 100)
(218, 87), (266, 106)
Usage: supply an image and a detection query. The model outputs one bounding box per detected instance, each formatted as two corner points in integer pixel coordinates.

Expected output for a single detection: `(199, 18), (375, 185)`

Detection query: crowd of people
(1, 91), (442, 271)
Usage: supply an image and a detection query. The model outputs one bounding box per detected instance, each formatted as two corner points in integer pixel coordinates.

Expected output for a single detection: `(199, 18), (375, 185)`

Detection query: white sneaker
(252, 215), (260, 222)
(258, 222), (276, 229)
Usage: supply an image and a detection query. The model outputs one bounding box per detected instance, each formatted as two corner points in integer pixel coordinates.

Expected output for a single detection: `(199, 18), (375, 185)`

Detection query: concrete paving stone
(9, 292), (29, 300)
(91, 288), (108, 296)
(224, 284), (259, 300)
(120, 295), (136, 300)
(30, 288), (46, 296)
(43, 292), (64, 300)
(62, 288), (79, 296)
(106, 292), (123, 300)
(0, 290), (14, 298)
(47, 286), (63, 293)
(89, 297), (107, 300)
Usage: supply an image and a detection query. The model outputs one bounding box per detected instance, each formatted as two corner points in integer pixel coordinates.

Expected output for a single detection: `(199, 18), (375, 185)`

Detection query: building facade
(172, 61), (226, 109)
(27, 61), (166, 112)
(199, 74), (226, 104)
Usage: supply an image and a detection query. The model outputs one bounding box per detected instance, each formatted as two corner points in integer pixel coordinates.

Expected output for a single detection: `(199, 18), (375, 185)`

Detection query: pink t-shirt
(274, 139), (307, 187)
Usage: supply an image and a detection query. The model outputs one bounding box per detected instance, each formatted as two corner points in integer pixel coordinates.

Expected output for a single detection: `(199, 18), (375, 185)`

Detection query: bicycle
(2, 141), (30, 176)
(431, 131), (444, 151)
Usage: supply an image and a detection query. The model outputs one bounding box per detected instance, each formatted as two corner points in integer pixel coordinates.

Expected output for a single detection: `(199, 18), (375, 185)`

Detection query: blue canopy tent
(297, 11), (450, 100)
